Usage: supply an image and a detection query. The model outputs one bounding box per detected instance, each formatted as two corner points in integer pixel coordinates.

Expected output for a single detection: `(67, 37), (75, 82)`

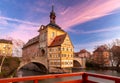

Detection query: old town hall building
(22, 6), (74, 73)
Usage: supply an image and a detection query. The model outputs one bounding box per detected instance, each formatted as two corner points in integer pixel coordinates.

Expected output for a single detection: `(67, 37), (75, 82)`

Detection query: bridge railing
(0, 72), (120, 83)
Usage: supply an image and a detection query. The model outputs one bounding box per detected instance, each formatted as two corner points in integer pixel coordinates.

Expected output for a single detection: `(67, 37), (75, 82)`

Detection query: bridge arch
(18, 61), (48, 73)
(73, 60), (82, 68)
(73, 57), (86, 68)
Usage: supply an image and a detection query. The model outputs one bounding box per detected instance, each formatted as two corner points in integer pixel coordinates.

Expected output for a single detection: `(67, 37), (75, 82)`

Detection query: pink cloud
(0, 18), (8, 25)
(7, 24), (39, 42)
(17, 24), (39, 31)
(0, 16), (39, 42)
(60, 7), (70, 15)
(57, 0), (120, 30)
(1, 0), (120, 43)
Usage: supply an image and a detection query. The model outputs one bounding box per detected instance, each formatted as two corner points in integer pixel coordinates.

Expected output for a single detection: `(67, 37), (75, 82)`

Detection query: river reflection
(17, 69), (120, 83)
(85, 69), (120, 77)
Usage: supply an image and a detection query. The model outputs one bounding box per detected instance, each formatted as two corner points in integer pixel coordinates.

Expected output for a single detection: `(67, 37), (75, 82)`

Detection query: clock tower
(38, 5), (65, 57)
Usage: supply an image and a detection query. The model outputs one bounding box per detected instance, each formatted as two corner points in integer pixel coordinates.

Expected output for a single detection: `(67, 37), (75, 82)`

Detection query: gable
(61, 34), (74, 48)
(38, 25), (46, 32)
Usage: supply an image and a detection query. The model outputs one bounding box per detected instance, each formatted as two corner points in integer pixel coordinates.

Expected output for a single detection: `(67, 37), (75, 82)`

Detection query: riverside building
(0, 39), (12, 57)
(22, 6), (74, 73)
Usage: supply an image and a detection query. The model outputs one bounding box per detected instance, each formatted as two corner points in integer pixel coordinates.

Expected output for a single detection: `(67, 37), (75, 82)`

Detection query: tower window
(52, 32), (55, 37)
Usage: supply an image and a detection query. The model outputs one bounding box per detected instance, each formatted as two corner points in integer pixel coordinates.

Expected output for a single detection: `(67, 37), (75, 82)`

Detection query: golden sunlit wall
(48, 46), (61, 67)
(48, 34), (74, 68)
(47, 26), (65, 46)
(61, 35), (73, 68)
(0, 43), (12, 56)
(47, 26), (65, 68)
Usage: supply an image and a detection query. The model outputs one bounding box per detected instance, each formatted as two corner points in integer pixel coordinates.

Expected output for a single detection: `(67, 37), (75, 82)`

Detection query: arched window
(41, 49), (45, 55)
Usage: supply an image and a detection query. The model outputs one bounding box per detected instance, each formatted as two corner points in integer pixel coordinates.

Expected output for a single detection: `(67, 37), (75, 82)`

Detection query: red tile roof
(0, 39), (12, 44)
(79, 49), (88, 53)
(49, 34), (66, 47)
(94, 45), (108, 52)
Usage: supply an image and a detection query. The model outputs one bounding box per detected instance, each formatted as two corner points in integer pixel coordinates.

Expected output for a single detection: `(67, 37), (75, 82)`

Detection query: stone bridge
(18, 56), (86, 73)
(73, 57), (86, 68)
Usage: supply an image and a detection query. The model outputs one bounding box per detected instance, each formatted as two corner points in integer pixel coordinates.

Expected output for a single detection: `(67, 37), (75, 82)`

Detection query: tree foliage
(107, 39), (120, 72)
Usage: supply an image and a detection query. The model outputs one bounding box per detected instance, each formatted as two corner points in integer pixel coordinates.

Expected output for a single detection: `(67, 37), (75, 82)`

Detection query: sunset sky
(0, 0), (120, 52)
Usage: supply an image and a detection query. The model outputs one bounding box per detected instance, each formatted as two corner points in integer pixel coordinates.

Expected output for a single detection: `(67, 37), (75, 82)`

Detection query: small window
(68, 54), (69, 57)
(64, 54), (66, 57)
(58, 54), (60, 57)
(49, 49), (51, 52)
(49, 54), (52, 57)
(52, 32), (55, 37)
(62, 48), (64, 51)
(58, 48), (61, 51)
(67, 48), (68, 51)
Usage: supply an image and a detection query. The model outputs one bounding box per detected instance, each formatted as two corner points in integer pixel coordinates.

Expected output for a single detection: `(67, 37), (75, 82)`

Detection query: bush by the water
(0, 56), (20, 78)
(86, 61), (101, 69)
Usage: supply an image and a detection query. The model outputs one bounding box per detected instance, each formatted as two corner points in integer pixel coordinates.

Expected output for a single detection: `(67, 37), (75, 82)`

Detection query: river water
(17, 69), (120, 83)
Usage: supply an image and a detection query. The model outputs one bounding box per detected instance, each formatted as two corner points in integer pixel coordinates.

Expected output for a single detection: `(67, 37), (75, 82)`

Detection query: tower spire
(50, 5), (56, 24)
(52, 5), (54, 12)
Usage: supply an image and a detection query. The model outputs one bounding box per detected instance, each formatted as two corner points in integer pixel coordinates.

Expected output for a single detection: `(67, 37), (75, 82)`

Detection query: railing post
(34, 80), (38, 83)
(115, 80), (120, 83)
(82, 73), (88, 83)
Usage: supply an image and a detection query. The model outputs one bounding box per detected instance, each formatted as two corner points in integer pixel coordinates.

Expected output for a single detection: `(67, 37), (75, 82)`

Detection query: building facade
(93, 45), (110, 66)
(0, 39), (13, 57)
(48, 34), (73, 72)
(22, 36), (39, 60)
(22, 6), (74, 73)
(74, 49), (91, 59)
(74, 49), (91, 68)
